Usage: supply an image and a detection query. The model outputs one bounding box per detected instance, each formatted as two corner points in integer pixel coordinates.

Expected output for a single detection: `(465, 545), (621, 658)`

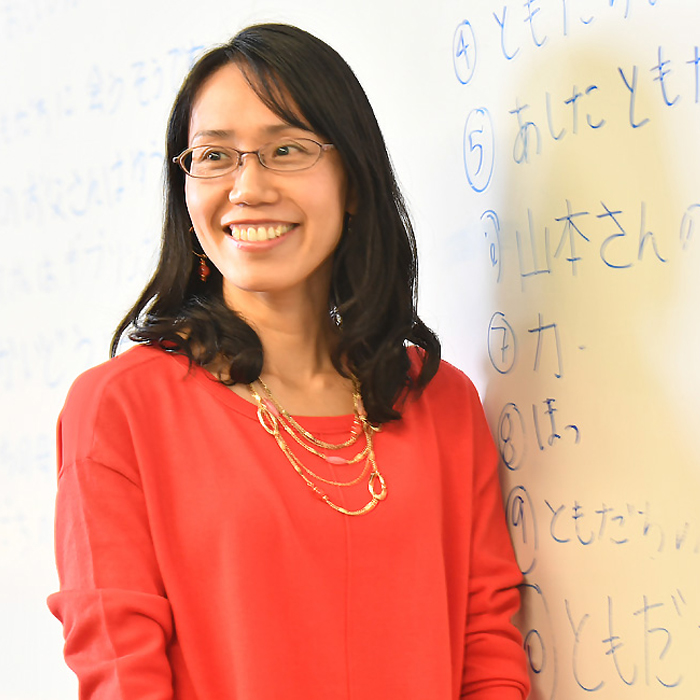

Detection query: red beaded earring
(189, 225), (210, 283)
(194, 252), (210, 283)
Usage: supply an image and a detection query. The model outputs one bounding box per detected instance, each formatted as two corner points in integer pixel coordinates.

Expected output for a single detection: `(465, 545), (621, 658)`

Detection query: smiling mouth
(229, 223), (296, 242)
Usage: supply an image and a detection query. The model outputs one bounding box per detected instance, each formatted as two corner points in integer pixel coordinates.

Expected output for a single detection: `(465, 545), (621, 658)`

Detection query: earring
(194, 252), (210, 282)
(330, 305), (343, 328)
(189, 225), (210, 283)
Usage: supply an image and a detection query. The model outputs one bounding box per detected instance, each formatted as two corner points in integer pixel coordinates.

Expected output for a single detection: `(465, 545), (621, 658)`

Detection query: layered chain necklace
(248, 376), (386, 516)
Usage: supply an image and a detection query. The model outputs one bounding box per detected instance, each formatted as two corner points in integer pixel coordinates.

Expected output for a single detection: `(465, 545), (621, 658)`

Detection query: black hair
(111, 23), (440, 423)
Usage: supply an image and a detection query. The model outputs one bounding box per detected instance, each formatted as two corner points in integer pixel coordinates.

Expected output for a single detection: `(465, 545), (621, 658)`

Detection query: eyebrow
(191, 124), (313, 142)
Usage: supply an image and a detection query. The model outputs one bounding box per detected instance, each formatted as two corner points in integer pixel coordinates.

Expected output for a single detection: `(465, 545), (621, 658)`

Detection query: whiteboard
(1, 1), (698, 698)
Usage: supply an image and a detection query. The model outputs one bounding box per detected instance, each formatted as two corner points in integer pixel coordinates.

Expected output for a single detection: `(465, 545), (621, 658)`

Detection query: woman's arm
(460, 388), (530, 699)
(48, 358), (178, 699)
(48, 455), (175, 699)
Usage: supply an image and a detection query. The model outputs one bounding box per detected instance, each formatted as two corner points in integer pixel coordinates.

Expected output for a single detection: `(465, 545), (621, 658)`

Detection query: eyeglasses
(173, 138), (335, 178)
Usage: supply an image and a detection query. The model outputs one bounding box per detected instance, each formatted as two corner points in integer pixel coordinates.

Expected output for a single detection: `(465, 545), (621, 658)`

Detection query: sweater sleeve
(48, 456), (175, 699)
(460, 386), (530, 700)
(48, 369), (175, 699)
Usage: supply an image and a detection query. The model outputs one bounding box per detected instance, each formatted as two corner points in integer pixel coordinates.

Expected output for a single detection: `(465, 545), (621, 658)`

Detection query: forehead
(189, 63), (306, 142)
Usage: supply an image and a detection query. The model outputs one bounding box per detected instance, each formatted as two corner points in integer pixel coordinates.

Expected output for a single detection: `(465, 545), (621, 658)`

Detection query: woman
(49, 23), (530, 700)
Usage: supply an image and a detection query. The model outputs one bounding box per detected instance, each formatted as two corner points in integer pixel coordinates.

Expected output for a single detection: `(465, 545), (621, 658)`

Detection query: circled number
(453, 20), (477, 85)
(463, 107), (494, 193)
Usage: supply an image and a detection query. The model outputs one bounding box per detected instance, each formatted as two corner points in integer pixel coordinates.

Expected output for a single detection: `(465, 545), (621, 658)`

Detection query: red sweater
(48, 345), (529, 699)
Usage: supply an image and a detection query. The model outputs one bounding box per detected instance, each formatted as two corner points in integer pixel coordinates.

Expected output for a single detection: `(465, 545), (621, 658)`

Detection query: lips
(228, 223), (296, 242)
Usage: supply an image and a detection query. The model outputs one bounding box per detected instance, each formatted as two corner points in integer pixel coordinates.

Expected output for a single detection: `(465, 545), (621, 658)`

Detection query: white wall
(1, 1), (698, 698)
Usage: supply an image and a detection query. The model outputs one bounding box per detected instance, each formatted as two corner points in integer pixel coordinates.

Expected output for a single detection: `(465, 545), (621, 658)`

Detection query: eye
(263, 138), (320, 171)
(198, 147), (231, 162)
(187, 146), (235, 176)
(272, 140), (307, 158)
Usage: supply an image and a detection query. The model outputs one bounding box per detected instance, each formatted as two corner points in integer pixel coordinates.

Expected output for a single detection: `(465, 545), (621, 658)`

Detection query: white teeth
(229, 224), (294, 241)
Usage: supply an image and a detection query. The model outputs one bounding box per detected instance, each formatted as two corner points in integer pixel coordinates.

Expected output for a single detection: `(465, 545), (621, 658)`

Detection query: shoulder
(404, 347), (490, 443)
(400, 351), (499, 487)
(58, 345), (197, 472)
(59, 346), (188, 460)
(408, 346), (481, 407)
(64, 345), (183, 412)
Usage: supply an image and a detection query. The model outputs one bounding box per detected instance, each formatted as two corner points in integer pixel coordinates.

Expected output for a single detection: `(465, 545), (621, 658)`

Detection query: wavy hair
(112, 23), (440, 423)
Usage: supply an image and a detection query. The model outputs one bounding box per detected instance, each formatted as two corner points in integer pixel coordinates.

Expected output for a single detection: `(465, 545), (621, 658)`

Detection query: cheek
(185, 181), (219, 229)
(185, 181), (200, 222)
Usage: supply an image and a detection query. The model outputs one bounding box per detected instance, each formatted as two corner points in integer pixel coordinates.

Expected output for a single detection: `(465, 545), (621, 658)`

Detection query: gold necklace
(248, 378), (386, 516)
(257, 376), (364, 450)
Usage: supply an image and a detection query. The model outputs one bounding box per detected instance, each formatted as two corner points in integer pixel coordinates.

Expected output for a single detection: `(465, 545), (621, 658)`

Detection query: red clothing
(48, 345), (529, 699)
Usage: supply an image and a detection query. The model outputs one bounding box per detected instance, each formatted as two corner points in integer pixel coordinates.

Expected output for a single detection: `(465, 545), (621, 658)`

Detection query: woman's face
(185, 63), (351, 310)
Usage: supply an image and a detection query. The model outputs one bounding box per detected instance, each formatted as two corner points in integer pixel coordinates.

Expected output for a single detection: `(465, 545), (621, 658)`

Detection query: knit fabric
(49, 345), (530, 699)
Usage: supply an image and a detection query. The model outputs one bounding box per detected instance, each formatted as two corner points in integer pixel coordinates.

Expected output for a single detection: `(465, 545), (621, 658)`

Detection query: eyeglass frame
(172, 138), (335, 178)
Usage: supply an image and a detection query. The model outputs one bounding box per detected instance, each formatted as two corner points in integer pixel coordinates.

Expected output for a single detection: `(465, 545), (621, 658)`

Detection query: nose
(227, 152), (277, 206)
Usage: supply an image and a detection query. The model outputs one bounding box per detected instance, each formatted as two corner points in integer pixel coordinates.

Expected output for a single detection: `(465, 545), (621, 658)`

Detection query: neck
(258, 312), (339, 386)
(236, 294), (337, 375)
(221, 287), (353, 416)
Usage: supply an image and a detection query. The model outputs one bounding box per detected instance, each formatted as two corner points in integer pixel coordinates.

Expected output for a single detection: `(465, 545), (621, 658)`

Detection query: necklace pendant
(256, 405), (279, 436)
(368, 470), (387, 501)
